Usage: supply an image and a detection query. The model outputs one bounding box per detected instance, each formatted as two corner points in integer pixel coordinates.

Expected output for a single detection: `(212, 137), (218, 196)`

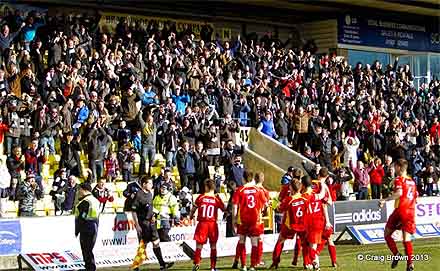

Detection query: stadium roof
(24, 0), (440, 26)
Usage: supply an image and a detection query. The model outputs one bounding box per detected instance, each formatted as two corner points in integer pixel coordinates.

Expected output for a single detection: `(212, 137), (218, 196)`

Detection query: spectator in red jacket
(24, 138), (46, 198)
(429, 117), (440, 144)
(369, 158), (385, 199)
(0, 116), (8, 155)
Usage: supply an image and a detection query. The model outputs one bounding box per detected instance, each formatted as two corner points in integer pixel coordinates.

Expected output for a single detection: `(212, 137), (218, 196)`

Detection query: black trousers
(80, 231), (97, 271)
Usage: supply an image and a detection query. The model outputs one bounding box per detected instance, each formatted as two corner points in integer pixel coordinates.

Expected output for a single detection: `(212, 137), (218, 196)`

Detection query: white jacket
(343, 136), (360, 167)
(0, 165), (11, 189)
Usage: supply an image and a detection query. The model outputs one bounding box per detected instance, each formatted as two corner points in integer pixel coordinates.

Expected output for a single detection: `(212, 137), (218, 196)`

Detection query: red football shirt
(195, 193), (225, 222)
(279, 194), (308, 232)
(307, 191), (326, 225)
(394, 176), (417, 217)
(233, 184), (267, 225)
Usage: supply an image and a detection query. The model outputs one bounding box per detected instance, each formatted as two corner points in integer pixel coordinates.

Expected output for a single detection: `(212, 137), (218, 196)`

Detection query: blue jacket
(141, 89), (158, 106)
(260, 119), (277, 138)
(76, 106), (89, 124)
(172, 94), (190, 116)
(281, 173), (292, 185)
(239, 104), (251, 126)
(23, 19), (45, 42)
(132, 134), (142, 153)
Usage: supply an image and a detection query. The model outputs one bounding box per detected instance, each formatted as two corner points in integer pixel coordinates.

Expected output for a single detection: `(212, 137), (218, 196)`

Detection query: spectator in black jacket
(62, 175), (79, 214)
(6, 145), (24, 201)
(228, 155), (245, 187)
(59, 132), (82, 177)
(87, 121), (112, 182)
(275, 111), (289, 146)
(176, 140), (196, 192)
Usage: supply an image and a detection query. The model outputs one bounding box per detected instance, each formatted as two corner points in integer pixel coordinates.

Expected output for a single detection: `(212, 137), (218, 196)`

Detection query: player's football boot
(304, 264), (313, 270)
(269, 263), (279, 269)
(391, 253), (402, 269)
(240, 266), (247, 271)
(232, 260), (239, 269)
(192, 264), (200, 271)
(166, 262), (174, 268)
(312, 261), (320, 271)
(332, 262), (338, 268)
(248, 268), (256, 271)
(406, 264), (414, 271)
(257, 260), (265, 267)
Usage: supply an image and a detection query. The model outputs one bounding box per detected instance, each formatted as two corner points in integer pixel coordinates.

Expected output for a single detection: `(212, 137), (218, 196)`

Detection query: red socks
(194, 247), (202, 265)
(317, 240), (326, 254)
(293, 238), (301, 265)
(210, 248), (217, 269)
(251, 245), (259, 267)
(328, 245), (337, 265)
(238, 243), (246, 267)
(302, 240), (310, 266)
(272, 241), (284, 265)
(403, 241), (413, 265)
(385, 235), (399, 255)
(235, 242), (240, 262)
(258, 240), (263, 264)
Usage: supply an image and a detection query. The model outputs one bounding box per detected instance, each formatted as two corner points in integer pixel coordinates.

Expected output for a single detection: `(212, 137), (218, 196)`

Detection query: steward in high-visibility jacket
(153, 182), (180, 242)
(75, 182), (100, 271)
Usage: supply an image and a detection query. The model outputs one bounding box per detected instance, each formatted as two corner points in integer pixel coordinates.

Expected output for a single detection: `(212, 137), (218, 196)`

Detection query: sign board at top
(338, 14), (440, 53)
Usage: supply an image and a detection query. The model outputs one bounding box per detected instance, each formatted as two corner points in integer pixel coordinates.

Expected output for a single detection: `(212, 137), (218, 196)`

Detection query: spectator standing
(49, 168), (68, 215)
(0, 159), (11, 217)
(369, 158), (385, 199)
(24, 138), (46, 198)
(104, 152), (119, 182)
(176, 140), (197, 192)
(118, 143), (136, 182)
(63, 175), (79, 214)
(258, 111), (277, 139)
(6, 145), (24, 201)
(59, 132), (81, 177)
(275, 111), (289, 146)
(350, 160), (372, 200)
(139, 114), (157, 176)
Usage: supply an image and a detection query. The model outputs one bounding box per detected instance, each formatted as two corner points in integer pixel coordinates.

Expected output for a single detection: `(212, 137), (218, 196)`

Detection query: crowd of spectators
(0, 7), (439, 217)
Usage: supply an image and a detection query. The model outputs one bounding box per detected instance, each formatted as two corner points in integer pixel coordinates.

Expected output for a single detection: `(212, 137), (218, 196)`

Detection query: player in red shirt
(270, 177), (329, 269)
(379, 159), (417, 271)
(292, 175), (313, 268)
(232, 172), (268, 271)
(190, 179), (226, 271)
(307, 168), (333, 271)
(255, 172), (270, 267)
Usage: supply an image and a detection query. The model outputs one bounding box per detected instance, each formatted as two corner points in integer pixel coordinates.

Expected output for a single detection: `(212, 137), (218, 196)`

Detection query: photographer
(16, 172), (42, 217)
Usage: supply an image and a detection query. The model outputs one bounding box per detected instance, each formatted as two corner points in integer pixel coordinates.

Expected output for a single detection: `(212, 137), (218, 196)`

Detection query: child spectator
(105, 151), (119, 182)
(131, 130), (142, 153)
(118, 143), (135, 182)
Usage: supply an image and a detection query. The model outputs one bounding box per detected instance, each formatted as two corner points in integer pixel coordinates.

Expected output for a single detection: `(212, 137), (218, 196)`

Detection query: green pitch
(102, 238), (440, 271)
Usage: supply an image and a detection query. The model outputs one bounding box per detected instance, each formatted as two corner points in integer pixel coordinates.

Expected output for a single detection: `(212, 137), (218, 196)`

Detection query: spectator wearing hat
(153, 182), (180, 242)
(16, 172), (42, 217)
(154, 168), (176, 195)
(75, 181), (100, 271)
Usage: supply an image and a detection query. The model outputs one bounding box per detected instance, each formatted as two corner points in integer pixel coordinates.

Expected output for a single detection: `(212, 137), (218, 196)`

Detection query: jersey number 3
(247, 195), (256, 208)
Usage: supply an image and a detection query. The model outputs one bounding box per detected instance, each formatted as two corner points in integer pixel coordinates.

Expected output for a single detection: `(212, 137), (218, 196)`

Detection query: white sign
(184, 234), (296, 258)
(386, 197), (440, 225)
(19, 213), (192, 269)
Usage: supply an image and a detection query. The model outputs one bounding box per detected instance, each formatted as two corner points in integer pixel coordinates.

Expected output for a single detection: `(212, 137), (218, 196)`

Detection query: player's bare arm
(379, 188), (403, 208)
